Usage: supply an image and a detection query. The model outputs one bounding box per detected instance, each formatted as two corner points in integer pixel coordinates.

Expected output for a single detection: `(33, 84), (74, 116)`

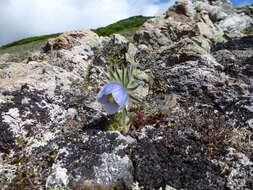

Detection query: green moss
(192, 36), (211, 52)
(214, 34), (231, 42)
(2, 96), (14, 104)
(17, 137), (27, 146)
(6, 166), (36, 190)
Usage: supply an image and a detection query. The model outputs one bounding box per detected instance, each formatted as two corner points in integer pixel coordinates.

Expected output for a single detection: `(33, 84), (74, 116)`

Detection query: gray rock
(46, 166), (69, 189)
(134, 0), (252, 48)
(225, 148), (253, 190)
(43, 30), (101, 52)
(218, 14), (253, 34)
(126, 43), (138, 65)
(0, 53), (11, 64)
(112, 34), (128, 45)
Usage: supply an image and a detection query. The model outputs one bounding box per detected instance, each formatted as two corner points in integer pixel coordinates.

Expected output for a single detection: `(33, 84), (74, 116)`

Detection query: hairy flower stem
(120, 108), (129, 132)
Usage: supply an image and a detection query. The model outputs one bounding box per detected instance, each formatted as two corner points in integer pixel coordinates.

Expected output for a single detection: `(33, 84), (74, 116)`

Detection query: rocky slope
(0, 0), (253, 190)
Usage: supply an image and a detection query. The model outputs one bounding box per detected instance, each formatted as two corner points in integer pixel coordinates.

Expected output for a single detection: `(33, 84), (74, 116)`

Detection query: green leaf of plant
(108, 69), (117, 81)
(115, 67), (122, 82)
(130, 65), (134, 75)
(126, 85), (139, 91)
(129, 94), (142, 103)
(125, 67), (130, 87)
(122, 66), (125, 87)
(106, 74), (111, 81)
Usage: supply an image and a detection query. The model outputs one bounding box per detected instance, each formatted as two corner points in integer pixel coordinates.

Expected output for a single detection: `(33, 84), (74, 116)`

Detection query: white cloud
(0, 0), (174, 45)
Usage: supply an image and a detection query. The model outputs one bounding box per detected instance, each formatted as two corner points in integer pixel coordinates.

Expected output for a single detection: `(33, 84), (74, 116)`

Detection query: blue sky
(231, 0), (252, 7)
(0, 0), (174, 45)
(0, 0), (252, 46)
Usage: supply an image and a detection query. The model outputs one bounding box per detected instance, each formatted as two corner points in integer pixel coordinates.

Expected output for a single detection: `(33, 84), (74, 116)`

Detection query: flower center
(106, 93), (117, 105)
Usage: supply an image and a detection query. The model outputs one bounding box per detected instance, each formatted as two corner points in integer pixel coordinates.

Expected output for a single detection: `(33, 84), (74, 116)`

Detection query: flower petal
(97, 82), (128, 105)
(104, 101), (120, 115)
(111, 87), (128, 107)
(97, 82), (128, 114)
(97, 94), (108, 104)
(97, 82), (123, 101)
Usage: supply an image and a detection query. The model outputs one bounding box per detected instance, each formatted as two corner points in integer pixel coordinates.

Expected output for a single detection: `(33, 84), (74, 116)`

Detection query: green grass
(92, 15), (152, 37)
(0, 40), (48, 62)
(235, 4), (253, 16)
(235, 4), (253, 9)
(0, 33), (61, 50)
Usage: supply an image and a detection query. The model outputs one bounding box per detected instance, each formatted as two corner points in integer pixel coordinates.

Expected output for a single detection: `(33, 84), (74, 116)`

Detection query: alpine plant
(97, 65), (140, 131)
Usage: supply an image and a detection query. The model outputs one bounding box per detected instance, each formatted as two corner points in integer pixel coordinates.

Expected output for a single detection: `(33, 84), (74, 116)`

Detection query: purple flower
(97, 82), (128, 114)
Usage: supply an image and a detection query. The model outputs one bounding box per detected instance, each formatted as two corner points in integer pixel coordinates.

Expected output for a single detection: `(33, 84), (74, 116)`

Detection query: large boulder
(43, 30), (101, 52)
(134, 0), (253, 48)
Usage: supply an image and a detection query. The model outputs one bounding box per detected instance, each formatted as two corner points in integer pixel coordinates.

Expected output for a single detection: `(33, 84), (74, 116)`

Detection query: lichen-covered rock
(1, 2), (253, 190)
(236, 4), (253, 18)
(43, 30), (101, 52)
(0, 53), (10, 64)
(127, 126), (225, 190)
(136, 35), (253, 129)
(134, 0), (252, 48)
(41, 131), (135, 189)
(224, 148), (253, 190)
(218, 14), (253, 34)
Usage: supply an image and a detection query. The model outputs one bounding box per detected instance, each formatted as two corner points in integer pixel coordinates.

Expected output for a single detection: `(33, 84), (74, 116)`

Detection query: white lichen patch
(2, 108), (24, 136)
(0, 163), (17, 189)
(160, 185), (177, 190)
(244, 105), (253, 113)
(2, 107), (42, 138)
(48, 104), (68, 125)
(21, 97), (31, 104)
(26, 131), (57, 153)
(91, 153), (133, 186)
(113, 131), (136, 152)
(138, 125), (154, 140)
(226, 148), (253, 190)
(132, 182), (144, 190)
(247, 119), (253, 129)
(54, 148), (70, 165)
(46, 165), (69, 189)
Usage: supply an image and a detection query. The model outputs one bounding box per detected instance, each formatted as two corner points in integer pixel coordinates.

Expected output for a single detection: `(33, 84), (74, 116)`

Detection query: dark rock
(127, 127), (225, 190)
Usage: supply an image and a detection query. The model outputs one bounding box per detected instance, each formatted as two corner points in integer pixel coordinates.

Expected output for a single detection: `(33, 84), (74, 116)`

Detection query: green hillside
(236, 4), (253, 35)
(0, 15), (151, 62)
(93, 15), (152, 37)
(236, 4), (253, 16)
(0, 16), (151, 51)
(0, 33), (61, 51)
